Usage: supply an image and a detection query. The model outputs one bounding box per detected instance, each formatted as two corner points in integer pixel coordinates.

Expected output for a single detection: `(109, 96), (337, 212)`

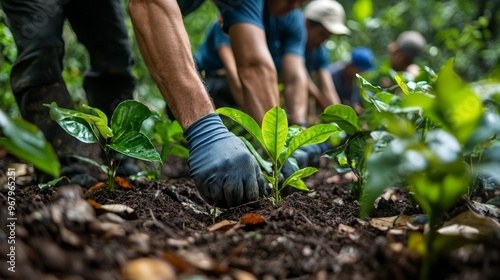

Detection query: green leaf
(320, 104), (361, 135)
(81, 104), (112, 138)
(282, 167), (317, 189)
(38, 176), (68, 189)
(410, 171), (470, 218)
(108, 131), (161, 162)
(352, 0), (373, 23)
(0, 110), (60, 177)
(216, 107), (264, 146)
(357, 74), (383, 93)
(287, 179), (310, 192)
(70, 155), (108, 173)
(286, 124), (340, 159)
(111, 100), (155, 142)
(53, 117), (98, 143)
(45, 102), (109, 142)
(395, 75), (410, 95)
(401, 92), (436, 113)
(360, 140), (411, 219)
(166, 144), (189, 160)
(262, 107), (288, 162)
(434, 58), (483, 145)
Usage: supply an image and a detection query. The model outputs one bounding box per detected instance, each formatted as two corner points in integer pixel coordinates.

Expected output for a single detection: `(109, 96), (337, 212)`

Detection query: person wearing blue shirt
(194, 21), (241, 109)
(193, 2), (309, 126)
(128, 0), (308, 208)
(328, 47), (375, 114)
(302, 0), (350, 111)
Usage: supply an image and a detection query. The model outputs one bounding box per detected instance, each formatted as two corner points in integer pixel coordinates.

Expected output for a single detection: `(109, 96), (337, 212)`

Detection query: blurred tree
(334, 0), (499, 81)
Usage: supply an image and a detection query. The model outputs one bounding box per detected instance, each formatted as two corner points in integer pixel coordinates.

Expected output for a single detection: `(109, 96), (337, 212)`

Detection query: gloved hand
(291, 142), (333, 169)
(184, 113), (268, 208)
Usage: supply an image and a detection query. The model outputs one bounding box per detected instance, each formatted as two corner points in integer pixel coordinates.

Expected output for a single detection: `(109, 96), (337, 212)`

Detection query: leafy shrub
(45, 100), (161, 189)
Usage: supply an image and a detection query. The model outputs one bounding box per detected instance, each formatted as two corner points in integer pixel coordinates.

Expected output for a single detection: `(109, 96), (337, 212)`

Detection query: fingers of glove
(194, 177), (216, 206)
(291, 149), (309, 169)
(258, 176), (269, 197)
(223, 175), (244, 208)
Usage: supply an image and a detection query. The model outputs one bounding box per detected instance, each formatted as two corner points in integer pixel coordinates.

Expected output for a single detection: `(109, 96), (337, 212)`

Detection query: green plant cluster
(217, 106), (341, 203)
(45, 100), (162, 189)
(321, 58), (500, 279)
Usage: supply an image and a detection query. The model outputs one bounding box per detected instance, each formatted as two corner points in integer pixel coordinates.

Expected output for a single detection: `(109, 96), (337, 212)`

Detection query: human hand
(184, 114), (267, 208)
(291, 142), (333, 169)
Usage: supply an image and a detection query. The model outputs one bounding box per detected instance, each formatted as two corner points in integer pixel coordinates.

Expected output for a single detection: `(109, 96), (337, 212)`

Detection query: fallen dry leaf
(85, 182), (107, 195)
(208, 220), (238, 232)
(122, 258), (176, 280)
(115, 176), (134, 190)
(239, 213), (267, 227)
(86, 199), (139, 220)
(369, 215), (412, 231)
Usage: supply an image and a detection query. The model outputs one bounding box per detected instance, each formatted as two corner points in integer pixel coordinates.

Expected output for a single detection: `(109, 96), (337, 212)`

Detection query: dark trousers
(204, 75), (239, 109)
(1, 0), (136, 118)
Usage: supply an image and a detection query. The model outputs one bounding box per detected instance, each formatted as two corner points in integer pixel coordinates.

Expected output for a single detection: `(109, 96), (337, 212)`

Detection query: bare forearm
(229, 23), (279, 125)
(128, 0), (213, 129)
(219, 46), (244, 107)
(307, 75), (326, 109)
(282, 55), (308, 125)
(318, 69), (340, 108)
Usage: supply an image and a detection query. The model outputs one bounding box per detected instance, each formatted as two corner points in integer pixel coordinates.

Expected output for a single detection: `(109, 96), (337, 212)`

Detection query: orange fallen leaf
(163, 251), (194, 273)
(115, 176), (134, 190)
(122, 258), (175, 280)
(87, 199), (102, 209)
(85, 182), (107, 195)
(239, 213), (267, 227)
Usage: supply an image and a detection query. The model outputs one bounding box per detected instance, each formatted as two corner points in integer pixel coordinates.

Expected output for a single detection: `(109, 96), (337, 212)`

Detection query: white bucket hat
(303, 0), (350, 35)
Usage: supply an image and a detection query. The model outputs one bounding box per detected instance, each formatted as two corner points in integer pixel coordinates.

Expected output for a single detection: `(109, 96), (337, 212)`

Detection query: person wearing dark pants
(1, 0), (138, 185)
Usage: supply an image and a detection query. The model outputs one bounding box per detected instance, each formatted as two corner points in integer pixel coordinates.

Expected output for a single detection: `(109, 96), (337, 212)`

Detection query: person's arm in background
(228, 24), (278, 125)
(315, 67), (340, 109)
(217, 0), (278, 125)
(280, 10), (309, 126)
(282, 54), (309, 125)
(218, 45), (244, 107)
(128, 0), (266, 208)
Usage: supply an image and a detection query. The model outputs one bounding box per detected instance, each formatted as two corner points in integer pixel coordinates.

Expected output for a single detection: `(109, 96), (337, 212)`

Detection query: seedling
(216, 106), (340, 203)
(45, 100), (161, 189)
(137, 116), (188, 180)
(352, 58), (500, 280)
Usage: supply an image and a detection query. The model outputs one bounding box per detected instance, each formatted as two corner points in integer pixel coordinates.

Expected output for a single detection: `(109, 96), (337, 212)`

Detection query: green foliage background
(1, 0), (498, 117)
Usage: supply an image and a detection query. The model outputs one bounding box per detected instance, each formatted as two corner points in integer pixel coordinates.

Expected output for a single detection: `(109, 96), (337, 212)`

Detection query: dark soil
(1, 154), (500, 280)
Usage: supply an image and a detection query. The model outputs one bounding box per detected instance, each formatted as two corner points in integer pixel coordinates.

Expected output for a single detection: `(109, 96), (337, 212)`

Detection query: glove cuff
(184, 113), (230, 150)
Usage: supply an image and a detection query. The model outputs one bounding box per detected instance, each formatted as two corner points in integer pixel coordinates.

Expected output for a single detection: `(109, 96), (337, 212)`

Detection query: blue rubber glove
(184, 114), (268, 208)
(291, 142), (333, 169)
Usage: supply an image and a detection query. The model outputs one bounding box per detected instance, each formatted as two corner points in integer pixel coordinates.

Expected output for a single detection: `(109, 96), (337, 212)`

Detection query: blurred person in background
(328, 47), (375, 114)
(381, 30), (427, 88)
(303, 0), (350, 112)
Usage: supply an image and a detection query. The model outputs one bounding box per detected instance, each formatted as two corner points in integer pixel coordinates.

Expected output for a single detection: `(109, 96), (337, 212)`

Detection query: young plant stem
(420, 214), (438, 280)
(344, 133), (362, 182)
(103, 143), (116, 190)
(273, 162), (282, 203)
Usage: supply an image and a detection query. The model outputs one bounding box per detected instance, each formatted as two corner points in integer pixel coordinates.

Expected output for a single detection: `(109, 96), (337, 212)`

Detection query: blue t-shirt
(264, 9), (306, 74)
(328, 61), (360, 105)
(177, 0), (206, 16)
(194, 2), (306, 75)
(178, 0), (262, 29)
(305, 44), (330, 74)
(194, 21), (231, 74)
